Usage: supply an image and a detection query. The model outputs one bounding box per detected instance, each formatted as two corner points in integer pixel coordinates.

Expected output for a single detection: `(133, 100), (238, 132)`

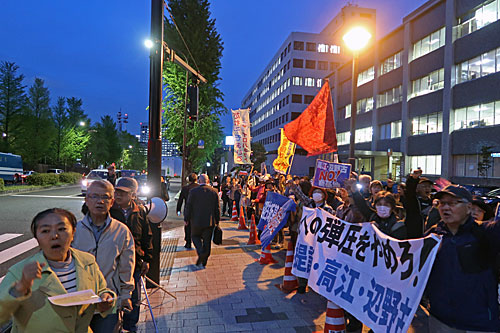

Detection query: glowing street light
(79, 121), (86, 126)
(343, 26), (372, 52)
(144, 39), (154, 49)
(342, 26), (372, 171)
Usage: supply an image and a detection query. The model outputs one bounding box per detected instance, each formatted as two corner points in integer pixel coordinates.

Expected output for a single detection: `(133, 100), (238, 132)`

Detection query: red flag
(284, 80), (337, 156)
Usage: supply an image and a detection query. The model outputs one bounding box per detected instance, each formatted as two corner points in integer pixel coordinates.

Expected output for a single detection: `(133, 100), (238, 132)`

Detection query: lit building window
(316, 78), (323, 87)
(452, 101), (500, 130)
(292, 76), (303, 86)
(456, 48), (499, 84)
(355, 127), (373, 143)
(337, 131), (350, 145)
(304, 77), (315, 87)
(380, 121), (402, 139)
(344, 104), (351, 119)
(377, 85), (402, 108)
(357, 66), (375, 86)
(409, 68), (444, 99)
(454, 154), (500, 178)
(411, 27), (445, 61)
(330, 45), (341, 54)
(318, 44), (328, 53)
(411, 112), (443, 135)
(356, 97), (374, 114)
(379, 51), (402, 76)
(409, 155), (442, 175)
(455, 0), (499, 39)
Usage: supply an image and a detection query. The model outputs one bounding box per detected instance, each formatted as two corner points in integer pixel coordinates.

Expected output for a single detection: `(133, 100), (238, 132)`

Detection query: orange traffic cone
(247, 215), (261, 245)
(256, 245), (277, 265)
(279, 240), (298, 292)
(324, 301), (346, 333)
(230, 202), (238, 221)
(237, 206), (248, 230)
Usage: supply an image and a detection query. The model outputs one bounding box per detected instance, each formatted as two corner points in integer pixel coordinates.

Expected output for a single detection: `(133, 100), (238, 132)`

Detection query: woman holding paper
(0, 208), (115, 332)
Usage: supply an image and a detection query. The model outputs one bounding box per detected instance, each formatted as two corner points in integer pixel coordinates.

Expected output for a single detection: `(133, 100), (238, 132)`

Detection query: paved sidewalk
(136, 217), (429, 332)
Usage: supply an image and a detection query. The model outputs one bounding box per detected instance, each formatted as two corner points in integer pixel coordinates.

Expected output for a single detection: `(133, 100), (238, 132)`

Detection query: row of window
(409, 68), (444, 99)
(255, 78), (290, 113)
(452, 100), (500, 130)
(378, 85), (403, 108)
(456, 48), (500, 84)
(357, 97), (374, 114)
(454, 154), (500, 178)
(253, 113), (290, 137)
(258, 132), (280, 146)
(358, 66), (375, 86)
(410, 27), (446, 62)
(380, 121), (402, 140)
(409, 155), (442, 175)
(455, 0), (500, 39)
(291, 94), (315, 104)
(379, 51), (402, 76)
(411, 112), (443, 135)
(253, 93), (290, 127)
(293, 41), (341, 54)
(336, 127), (374, 145)
(292, 76), (323, 88)
(292, 58), (338, 71)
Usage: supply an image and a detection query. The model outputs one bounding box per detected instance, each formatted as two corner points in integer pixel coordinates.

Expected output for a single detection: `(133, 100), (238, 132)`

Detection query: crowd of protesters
(215, 167), (500, 332)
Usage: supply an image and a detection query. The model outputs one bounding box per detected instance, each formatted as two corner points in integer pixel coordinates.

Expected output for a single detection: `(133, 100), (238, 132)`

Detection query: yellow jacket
(0, 248), (115, 332)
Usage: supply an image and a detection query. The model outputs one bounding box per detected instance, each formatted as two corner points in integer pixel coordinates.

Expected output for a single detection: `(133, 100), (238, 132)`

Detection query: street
(0, 180), (182, 280)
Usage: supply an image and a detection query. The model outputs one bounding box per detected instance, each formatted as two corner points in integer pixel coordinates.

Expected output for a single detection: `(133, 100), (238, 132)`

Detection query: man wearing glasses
(425, 184), (500, 332)
(72, 180), (135, 332)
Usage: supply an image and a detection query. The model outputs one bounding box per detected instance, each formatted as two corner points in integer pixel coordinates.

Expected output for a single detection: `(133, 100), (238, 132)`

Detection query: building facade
(242, 5), (376, 176)
(139, 122), (180, 157)
(328, 0), (500, 186)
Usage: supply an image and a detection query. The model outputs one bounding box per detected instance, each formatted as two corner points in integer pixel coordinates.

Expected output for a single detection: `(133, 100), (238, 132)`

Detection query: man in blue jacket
(425, 185), (500, 332)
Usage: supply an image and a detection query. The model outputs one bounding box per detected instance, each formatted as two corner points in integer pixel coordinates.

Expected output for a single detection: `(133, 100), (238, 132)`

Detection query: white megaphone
(144, 197), (168, 224)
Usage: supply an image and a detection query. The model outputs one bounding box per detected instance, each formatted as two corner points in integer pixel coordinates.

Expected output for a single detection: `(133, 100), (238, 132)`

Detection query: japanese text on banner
(273, 128), (296, 174)
(312, 159), (351, 189)
(231, 108), (252, 165)
(292, 207), (441, 333)
(257, 192), (296, 249)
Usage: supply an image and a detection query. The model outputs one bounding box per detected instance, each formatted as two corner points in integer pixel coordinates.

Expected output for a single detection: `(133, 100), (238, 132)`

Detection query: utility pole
(146, 0), (164, 285)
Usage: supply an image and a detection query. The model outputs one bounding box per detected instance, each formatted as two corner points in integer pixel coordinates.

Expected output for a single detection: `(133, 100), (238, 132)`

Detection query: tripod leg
(141, 277), (159, 333)
(145, 275), (177, 299)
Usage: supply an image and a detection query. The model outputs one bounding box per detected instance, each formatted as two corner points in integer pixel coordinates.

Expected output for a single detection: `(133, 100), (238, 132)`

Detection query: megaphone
(144, 197), (168, 223)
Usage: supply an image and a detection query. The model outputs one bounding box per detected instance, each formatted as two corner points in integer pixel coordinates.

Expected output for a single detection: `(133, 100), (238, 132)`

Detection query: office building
(138, 122), (180, 157)
(326, 0), (500, 186)
(242, 5), (376, 175)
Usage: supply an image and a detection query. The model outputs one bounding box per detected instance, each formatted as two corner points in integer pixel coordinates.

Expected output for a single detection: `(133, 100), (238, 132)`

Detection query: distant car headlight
(142, 185), (150, 194)
(82, 179), (88, 187)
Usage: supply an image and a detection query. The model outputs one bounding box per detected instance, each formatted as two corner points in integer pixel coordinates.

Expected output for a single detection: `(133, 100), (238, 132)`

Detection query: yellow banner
(272, 129), (296, 174)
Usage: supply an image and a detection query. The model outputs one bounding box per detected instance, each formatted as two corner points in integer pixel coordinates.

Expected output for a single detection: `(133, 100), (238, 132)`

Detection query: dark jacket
(402, 176), (425, 238)
(352, 191), (407, 239)
(184, 184), (220, 228)
(176, 182), (199, 214)
(110, 201), (153, 270)
(425, 216), (500, 332)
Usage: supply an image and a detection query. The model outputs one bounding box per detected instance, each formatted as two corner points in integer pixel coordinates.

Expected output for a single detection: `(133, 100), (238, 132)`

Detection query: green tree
(86, 115), (122, 168)
(66, 97), (88, 127)
(162, 0), (225, 172)
(251, 142), (267, 167)
(478, 145), (494, 178)
(60, 126), (90, 166)
(0, 61), (26, 152)
(53, 97), (68, 163)
(16, 78), (56, 166)
(119, 131), (146, 170)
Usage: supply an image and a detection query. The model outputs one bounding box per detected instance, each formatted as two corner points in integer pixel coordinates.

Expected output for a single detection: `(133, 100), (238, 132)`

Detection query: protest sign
(312, 159), (351, 189)
(292, 207), (441, 332)
(232, 108), (252, 164)
(257, 192), (296, 249)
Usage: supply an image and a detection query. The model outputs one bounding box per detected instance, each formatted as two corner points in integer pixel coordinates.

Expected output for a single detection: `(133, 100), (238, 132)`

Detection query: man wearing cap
(107, 164), (117, 186)
(72, 180), (135, 332)
(184, 174), (220, 267)
(110, 177), (153, 333)
(416, 176), (434, 218)
(425, 184), (500, 332)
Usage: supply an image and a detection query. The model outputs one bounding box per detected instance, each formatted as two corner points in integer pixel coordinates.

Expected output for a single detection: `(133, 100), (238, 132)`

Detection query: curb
(0, 183), (79, 195)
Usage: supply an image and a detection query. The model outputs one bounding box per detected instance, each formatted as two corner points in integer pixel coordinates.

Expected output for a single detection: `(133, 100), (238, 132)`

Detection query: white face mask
(312, 192), (324, 203)
(376, 205), (392, 218)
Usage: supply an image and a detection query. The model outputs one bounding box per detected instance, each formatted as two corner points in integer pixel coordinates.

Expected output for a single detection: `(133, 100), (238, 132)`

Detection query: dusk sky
(1, 0), (427, 137)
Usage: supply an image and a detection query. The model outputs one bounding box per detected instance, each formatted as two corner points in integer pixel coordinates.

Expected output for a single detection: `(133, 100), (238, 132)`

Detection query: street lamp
(343, 26), (372, 171)
(144, 39), (154, 49)
(79, 121), (86, 127)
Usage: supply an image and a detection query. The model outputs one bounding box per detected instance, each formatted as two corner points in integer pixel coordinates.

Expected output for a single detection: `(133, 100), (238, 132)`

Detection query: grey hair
(198, 174), (209, 185)
(87, 179), (114, 195)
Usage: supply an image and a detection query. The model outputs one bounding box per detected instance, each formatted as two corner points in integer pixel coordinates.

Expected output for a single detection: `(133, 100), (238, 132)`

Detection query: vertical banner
(312, 159), (351, 189)
(260, 162), (267, 175)
(292, 208), (441, 333)
(232, 108), (252, 165)
(272, 128), (296, 174)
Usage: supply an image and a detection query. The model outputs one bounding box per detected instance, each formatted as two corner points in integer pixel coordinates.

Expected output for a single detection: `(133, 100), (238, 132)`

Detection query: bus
(0, 152), (23, 182)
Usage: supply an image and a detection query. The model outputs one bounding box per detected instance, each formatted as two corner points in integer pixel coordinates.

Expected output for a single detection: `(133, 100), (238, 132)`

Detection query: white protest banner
(231, 108), (252, 165)
(292, 208), (441, 333)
